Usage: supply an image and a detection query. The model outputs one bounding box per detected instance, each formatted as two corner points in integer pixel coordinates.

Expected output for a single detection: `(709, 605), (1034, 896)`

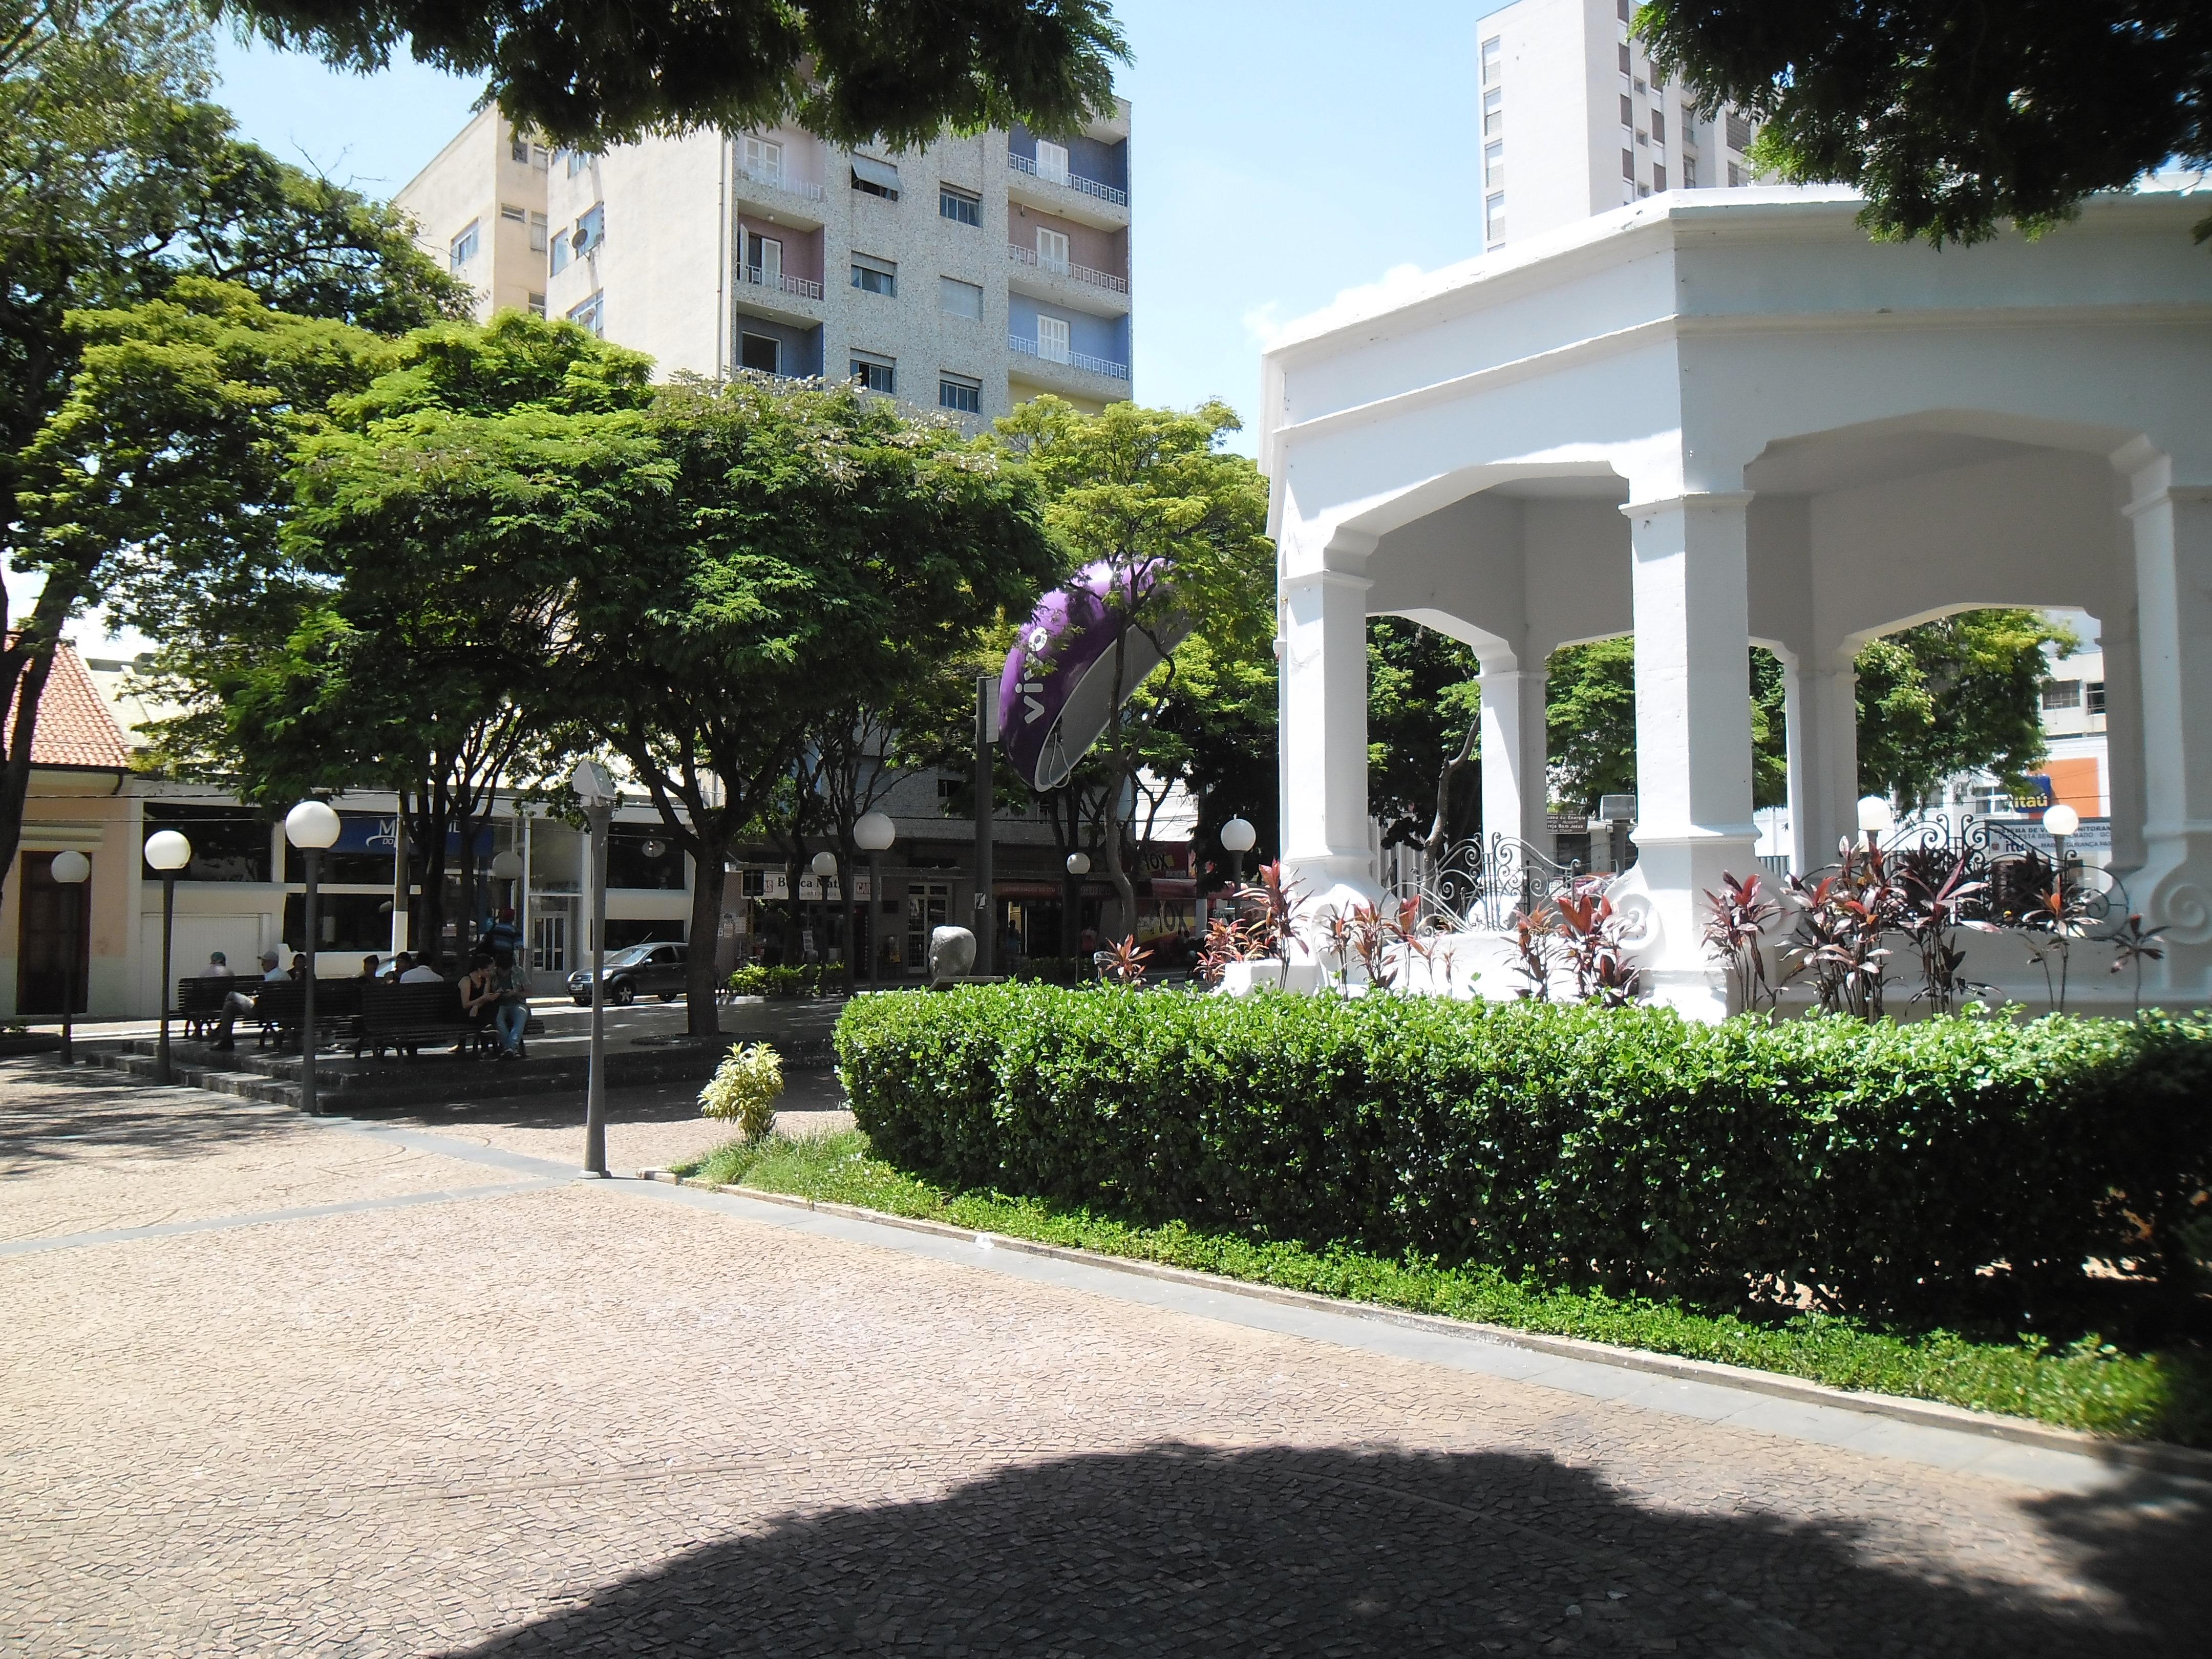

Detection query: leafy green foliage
(215, 0), (1127, 152)
(1639, 1), (2212, 247)
(680, 1128), (2212, 1445)
(838, 987), (2212, 1323)
(1366, 618), (1480, 850)
(698, 1041), (785, 1139)
(1856, 609), (2076, 807)
(1544, 637), (1639, 814)
(727, 964), (834, 999)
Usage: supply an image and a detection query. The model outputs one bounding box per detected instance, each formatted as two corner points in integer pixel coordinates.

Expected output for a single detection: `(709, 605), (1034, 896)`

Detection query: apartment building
(1475, 0), (1762, 252)
(396, 104), (1134, 419)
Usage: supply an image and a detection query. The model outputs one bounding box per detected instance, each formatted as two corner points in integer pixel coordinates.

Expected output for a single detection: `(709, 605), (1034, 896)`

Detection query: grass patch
(675, 1130), (2212, 1449)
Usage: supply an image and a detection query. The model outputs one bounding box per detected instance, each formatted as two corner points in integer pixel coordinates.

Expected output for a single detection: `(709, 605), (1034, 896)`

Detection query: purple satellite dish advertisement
(1001, 561), (1192, 792)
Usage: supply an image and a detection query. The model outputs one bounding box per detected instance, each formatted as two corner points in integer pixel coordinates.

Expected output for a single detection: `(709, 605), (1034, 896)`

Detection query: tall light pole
(2044, 802), (2080, 899)
(285, 800), (341, 1116)
(1065, 850), (1090, 964)
(50, 850), (90, 1067)
(973, 674), (998, 976)
(854, 812), (896, 986)
(571, 759), (616, 1178)
(144, 830), (192, 1084)
(810, 848), (839, 974)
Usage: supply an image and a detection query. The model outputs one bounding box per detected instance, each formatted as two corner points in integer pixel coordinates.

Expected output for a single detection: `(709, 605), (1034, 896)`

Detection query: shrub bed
(835, 988), (2212, 1321)
(727, 964), (833, 999)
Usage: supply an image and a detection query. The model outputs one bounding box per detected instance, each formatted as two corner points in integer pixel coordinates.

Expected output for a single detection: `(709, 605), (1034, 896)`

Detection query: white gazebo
(1259, 186), (2212, 1018)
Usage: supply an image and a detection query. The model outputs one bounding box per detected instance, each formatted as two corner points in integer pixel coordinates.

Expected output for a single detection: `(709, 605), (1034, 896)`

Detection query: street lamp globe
(1219, 816), (1256, 855)
(491, 849), (524, 881)
(50, 849), (90, 885)
(285, 799), (342, 849)
(144, 830), (193, 871)
(2044, 803), (2080, 839)
(854, 812), (896, 853)
(810, 849), (839, 880)
(1855, 795), (1896, 837)
(1066, 850), (1091, 877)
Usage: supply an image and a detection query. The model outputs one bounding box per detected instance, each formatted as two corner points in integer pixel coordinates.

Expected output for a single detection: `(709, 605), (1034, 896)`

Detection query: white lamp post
(570, 759), (616, 1177)
(2044, 802), (2080, 896)
(854, 812), (895, 986)
(1856, 794), (1895, 853)
(810, 849), (839, 973)
(1219, 816), (1257, 887)
(49, 850), (89, 1067)
(285, 800), (341, 1116)
(143, 829), (192, 1083)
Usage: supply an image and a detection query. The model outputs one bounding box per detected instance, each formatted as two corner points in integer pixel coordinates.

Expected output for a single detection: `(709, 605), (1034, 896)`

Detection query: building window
(850, 352), (895, 393)
(511, 134), (529, 163)
(1618, 41), (1631, 75)
(571, 203), (604, 258)
(1684, 157), (1698, 188)
(1036, 313), (1071, 365)
(1033, 139), (1070, 184)
(1483, 141), (1503, 189)
(740, 135), (782, 185)
(1727, 111), (1752, 151)
(1482, 87), (1502, 137)
(500, 202), (526, 225)
(939, 275), (984, 319)
(2042, 679), (2082, 710)
(939, 373), (982, 413)
(2087, 680), (2107, 714)
(1035, 227), (1070, 272)
(1636, 128), (1648, 146)
(550, 224), (569, 273)
(1653, 162), (1667, 191)
(1651, 108), (1666, 144)
(851, 155), (901, 199)
(1619, 93), (1633, 128)
(851, 252), (897, 296)
(740, 331), (781, 374)
(1480, 36), (1500, 86)
(567, 291), (604, 336)
(529, 210), (548, 252)
(1617, 0), (1631, 18)
(1727, 161), (1742, 187)
(564, 148), (592, 177)
(1622, 148), (1636, 182)
(745, 231), (784, 285)
(527, 291), (546, 317)
(940, 184), (981, 225)
(448, 220), (479, 270)
(1484, 192), (1505, 245)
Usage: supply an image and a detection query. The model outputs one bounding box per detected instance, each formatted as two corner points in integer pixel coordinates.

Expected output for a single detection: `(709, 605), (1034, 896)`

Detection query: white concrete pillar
(2123, 456), (2212, 986)
(1477, 664), (1550, 857)
(2099, 600), (2148, 875)
(1280, 531), (1383, 913)
(1784, 653), (1859, 874)
(1623, 490), (1759, 1018)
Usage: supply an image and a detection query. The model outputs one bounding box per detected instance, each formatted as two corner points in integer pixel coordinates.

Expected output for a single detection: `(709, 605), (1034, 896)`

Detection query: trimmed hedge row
(835, 988), (2212, 1318)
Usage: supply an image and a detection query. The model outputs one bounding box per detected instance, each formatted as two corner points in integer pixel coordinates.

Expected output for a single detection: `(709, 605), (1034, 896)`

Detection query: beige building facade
(396, 104), (1135, 419)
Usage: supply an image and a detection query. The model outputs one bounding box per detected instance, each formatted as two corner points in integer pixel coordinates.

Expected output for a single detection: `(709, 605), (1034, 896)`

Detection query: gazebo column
(1477, 662), (1550, 858)
(1784, 650), (1859, 873)
(2099, 600), (2147, 875)
(2123, 454), (2212, 987)
(1280, 531), (1384, 913)
(1624, 491), (1759, 1018)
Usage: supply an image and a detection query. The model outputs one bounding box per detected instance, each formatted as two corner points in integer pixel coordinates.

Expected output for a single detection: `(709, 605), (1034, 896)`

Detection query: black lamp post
(1220, 816), (1256, 889)
(571, 759), (616, 1177)
(285, 801), (341, 1115)
(50, 849), (90, 1067)
(143, 830), (193, 1084)
(854, 812), (895, 986)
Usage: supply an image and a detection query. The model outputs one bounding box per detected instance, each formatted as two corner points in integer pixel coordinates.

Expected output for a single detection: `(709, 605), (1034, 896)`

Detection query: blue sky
(211, 0), (1515, 452)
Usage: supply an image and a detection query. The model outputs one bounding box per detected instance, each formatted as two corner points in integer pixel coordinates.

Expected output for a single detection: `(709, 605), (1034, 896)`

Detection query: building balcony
(1008, 332), (1130, 388)
(1005, 242), (1130, 313)
(735, 263), (824, 312)
(1006, 150), (1128, 228)
(732, 161), (828, 225)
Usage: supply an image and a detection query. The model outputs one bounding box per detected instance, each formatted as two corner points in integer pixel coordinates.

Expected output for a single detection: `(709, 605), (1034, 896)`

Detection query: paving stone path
(1, 1056), (2203, 1657)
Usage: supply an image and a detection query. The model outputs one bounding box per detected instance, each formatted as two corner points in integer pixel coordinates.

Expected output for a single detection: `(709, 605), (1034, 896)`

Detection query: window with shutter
(1037, 315), (1071, 364)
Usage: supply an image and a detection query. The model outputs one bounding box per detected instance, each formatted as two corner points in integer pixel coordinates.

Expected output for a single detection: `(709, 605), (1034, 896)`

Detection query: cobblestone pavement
(2, 1058), (2204, 1657)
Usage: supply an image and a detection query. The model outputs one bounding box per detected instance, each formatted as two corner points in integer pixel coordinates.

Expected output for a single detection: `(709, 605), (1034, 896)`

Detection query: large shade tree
(209, 0), (1126, 148)
(1639, 1), (2212, 246)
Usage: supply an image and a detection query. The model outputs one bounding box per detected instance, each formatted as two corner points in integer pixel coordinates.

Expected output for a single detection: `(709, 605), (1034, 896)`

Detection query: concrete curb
(642, 1171), (2212, 1484)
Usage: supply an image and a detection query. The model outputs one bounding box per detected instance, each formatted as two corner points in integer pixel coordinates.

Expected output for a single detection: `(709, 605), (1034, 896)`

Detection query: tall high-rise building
(395, 103), (1135, 419)
(1474, 0), (1763, 253)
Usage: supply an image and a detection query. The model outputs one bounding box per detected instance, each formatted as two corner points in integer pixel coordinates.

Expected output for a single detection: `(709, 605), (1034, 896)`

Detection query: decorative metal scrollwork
(1391, 833), (1585, 932)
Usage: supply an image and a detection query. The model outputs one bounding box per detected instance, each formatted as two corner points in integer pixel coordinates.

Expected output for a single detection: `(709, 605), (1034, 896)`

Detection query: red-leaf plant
(1098, 934), (1148, 987)
(1893, 848), (1997, 1015)
(1235, 860), (1304, 963)
(1195, 916), (1264, 987)
(1700, 870), (1782, 1013)
(1550, 877), (1643, 1007)
(1783, 844), (1902, 1019)
(1509, 900), (1560, 1001)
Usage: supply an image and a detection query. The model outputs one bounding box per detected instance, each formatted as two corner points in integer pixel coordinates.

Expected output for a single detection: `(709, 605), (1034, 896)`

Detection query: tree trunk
(1423, 718), (1480, 864)
(686, 841), (727, 1038)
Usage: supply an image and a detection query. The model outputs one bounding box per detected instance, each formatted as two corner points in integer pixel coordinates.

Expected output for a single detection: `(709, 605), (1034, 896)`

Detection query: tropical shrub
(699, 1040), (785, 1139)
(727, 964), (831, 998)
(836, 986), (2212, 1321)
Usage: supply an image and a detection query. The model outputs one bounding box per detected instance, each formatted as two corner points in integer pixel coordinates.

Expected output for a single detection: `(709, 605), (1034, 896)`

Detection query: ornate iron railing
(1849, 814), (2133, 933)
(1389, 833), (1586, 932)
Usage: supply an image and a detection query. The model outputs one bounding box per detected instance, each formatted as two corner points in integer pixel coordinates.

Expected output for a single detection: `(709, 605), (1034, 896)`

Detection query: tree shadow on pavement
(0, 1058), (293, 1173)
(444, 1440), (2208, 1658)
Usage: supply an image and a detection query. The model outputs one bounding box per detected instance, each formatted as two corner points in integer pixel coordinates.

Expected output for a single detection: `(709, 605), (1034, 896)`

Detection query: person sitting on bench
(399, 953), (444, 984)
(457, 952), (500, 1052)
(490, 957), (534, 1060)
(210, 950), (285, 1051)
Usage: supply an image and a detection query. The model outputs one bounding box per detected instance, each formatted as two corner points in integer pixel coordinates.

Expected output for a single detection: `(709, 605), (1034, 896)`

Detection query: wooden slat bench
(354, 983), (543, 1060)
(174, 978), (233, 1039)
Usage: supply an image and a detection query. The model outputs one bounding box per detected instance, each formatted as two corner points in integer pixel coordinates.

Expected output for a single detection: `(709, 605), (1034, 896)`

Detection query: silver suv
(567, 941), (688, 1006)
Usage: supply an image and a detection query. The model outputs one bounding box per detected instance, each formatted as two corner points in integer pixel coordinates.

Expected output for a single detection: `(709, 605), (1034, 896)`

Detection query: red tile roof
(7, 641), (134, 770)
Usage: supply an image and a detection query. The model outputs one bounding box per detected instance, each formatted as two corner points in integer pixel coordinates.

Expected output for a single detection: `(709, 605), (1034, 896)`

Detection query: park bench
(354, 982), (543, 1061)
(174, 977), (232, 1040)
(250, 978), (365, 1051)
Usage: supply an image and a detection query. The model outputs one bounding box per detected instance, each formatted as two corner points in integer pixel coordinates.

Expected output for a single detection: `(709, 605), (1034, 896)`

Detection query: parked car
(568, 941), (688, 1006)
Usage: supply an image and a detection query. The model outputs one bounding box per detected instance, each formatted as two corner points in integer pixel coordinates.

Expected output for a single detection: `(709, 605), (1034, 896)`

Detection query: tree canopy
(209, 0), (1127, 150)
(1639, 0), (2212, 246)
(1855, 608), (2076, 808)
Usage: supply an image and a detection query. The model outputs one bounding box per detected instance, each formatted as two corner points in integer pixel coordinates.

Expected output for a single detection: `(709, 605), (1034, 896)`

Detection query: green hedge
(836, 988), (2212, 1320)
(727, 964), (833, 998)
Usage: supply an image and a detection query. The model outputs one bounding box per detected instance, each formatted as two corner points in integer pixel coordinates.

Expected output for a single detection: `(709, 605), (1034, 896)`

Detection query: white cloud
(1242, 262), (1446, 354)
